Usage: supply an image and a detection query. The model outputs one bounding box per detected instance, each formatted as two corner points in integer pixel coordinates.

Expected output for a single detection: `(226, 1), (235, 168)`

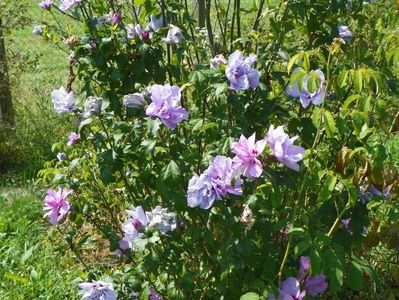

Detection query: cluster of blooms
(79, 280), (117, 300)
(119, 205), (177, 252)
(51, 84), (188, 130)
(126, 24), (149, 41)
(269, 256), (328, 299)
(145, 84), (189, 129)
(286, 68), (326, 108)
(225, 50), (260, 90)
(43, 188), (72, 225)
(187, 130), (305, 209)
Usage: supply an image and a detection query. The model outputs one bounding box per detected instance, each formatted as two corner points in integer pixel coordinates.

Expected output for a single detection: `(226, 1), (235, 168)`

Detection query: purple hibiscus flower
(39, 0), (53, 10)
(51, 86), (76, 113)
(287, 68), (326, 108)
(59, 0), (82, 11)
(79, 280), (117, 300)
(338, 25), (353, 42)
(163, 24), (184, 44)
(67, 132), (80, 146)
(146, 84), (188, 129)
(122, 206), (148, 248)
(187, 156), (242, 209)
(110, 12), (121, 25)
(298, 256), (310, 279)
(305, 274), (328, 297)
(43, 187), (72, 225)
(269, 277), (306, 300)
(225, 50), (260, 90)
(266, 125), (305, 171)
(231, 132), (267, 178)
(150, 15), (166, 32)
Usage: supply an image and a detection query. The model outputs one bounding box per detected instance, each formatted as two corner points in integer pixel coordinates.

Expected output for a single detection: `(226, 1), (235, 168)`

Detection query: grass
(0, 0), (72, 180)
(0, 187), (81, 300)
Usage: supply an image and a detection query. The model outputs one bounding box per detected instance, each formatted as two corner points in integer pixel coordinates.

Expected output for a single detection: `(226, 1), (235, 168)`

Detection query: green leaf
(353, 69), (363, 93)
(163, 160), (181, 181)
(323, 110), (336, 138)
(342, 94), (361, 111)
(348, 261), (363, 291)
(340, 179), (357, 207)
(337, 70), (349, 88)
(240, 292), (260, 300)
(311, 107), (322, 129)
(317, 174), (337, 203)
(287, 53), (303, 73)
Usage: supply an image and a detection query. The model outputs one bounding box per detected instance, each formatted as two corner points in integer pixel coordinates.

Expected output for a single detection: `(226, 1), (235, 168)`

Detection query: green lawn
(0, 188), (81, 299)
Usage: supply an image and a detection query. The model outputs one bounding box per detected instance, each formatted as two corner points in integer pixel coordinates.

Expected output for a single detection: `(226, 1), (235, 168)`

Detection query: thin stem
(184, 0), (200, 63)
(230, 0), (236, 52)
(205, 0), (215, 55)
(389, 110), (399, 133)
(236, 0), (241, 38)
(326, 203), (349, 237)
(214, 0), (227, 49)
(252, 0), (266, 31)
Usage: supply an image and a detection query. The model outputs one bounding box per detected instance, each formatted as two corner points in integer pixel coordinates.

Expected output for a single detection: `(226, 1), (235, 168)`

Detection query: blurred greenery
(0, 0), (71, 181)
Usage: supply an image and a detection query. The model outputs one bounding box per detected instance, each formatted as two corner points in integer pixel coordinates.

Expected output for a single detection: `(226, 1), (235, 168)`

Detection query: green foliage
(17, 0), (399, 299)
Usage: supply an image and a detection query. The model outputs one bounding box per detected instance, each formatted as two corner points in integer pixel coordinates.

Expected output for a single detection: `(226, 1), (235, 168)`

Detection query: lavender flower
(32, 25), (44, 35)
(110, 12), (121, 25)
(187, 156), (242, 209)
(39, 0), (53, 10)
(341, 217), (352, 234)
(231, 133), (267, 178)
(126, 24), (137, 40)
(149, 288), (163, 300)
(187, 173), (217, 209)
(123, 93), (146, 108)
(51, 86), (76, 113)
(150, 15), (166, 32)
(286, 68), (326, 108)
(122, 206), (148, 247)
(59, 0), (82, 11)
(269, 277), (306, 300)
(305, 274), (328, 297)
(163, 24), (184, 44)
(67, 132), (80, 146)
(79, 280), (117, 300)
(225, 50), (260, 90)
(83, 96), (103, 118)
(298, 256), (310, 279)
(145, 84), (188, 129)
(57, 152), (67, 161)
(146, 206), (177, 234)
(338, 25), (353, 42)
(43, 188), (72, 225)
(210, 54), (227, 69)
(267, 125), (305, 171)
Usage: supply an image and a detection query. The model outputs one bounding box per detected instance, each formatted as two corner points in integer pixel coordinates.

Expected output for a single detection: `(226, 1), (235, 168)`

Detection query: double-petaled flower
(146, 84), (188, 129)
(225, 50), (260, 90)
(187, 156), (242, 209)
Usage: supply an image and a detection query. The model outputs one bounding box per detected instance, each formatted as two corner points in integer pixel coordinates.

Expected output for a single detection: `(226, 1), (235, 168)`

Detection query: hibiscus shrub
(36, 0), (399, 299)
